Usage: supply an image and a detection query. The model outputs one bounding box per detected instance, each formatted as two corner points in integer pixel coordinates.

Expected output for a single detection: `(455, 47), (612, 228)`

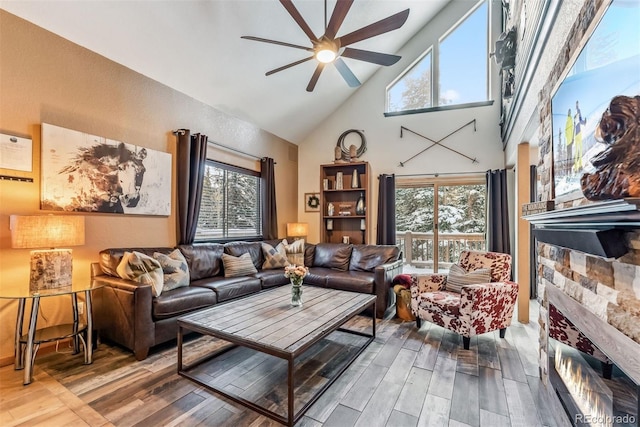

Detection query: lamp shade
(286, 222), (309, 237)
(10, 215), (85, 248)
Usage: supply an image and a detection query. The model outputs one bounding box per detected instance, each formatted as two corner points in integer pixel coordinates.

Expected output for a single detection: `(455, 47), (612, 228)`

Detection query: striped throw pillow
(222, 252), (258, 278)
(446, 264), (491, 293)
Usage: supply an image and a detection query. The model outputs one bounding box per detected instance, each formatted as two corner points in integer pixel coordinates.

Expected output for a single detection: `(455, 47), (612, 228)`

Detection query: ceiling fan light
(316, 49), (337, 63)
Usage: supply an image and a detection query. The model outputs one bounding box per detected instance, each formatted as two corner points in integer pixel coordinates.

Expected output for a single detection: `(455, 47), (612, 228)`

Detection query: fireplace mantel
(525, 198), (640, 258)
(524, 198), (640, 228)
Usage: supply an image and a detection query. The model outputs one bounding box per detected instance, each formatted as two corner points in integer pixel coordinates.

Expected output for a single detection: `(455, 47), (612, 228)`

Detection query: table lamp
(10, 215), (85, 291)
(286, 222), (308, 241)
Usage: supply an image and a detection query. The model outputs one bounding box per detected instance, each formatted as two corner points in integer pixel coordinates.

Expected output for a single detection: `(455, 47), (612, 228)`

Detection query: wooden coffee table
(177, 285), (376, 426)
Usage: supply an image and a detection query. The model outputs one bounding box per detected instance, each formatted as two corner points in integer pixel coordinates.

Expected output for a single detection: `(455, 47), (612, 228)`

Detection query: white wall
(298, 0), (506, 243)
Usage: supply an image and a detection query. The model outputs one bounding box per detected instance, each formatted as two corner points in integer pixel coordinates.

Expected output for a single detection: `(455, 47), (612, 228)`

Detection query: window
(385, 0), (489, 114)
(395, 178), (486, 272)
(387, 50), (432, 112)
(195, 161), (262, 241)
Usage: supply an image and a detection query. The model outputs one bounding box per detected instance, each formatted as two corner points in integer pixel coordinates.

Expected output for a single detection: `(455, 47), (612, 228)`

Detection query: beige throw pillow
(116, 251), (164, 297)
(282, 238), (305, 266)
(153, 249), (190, 292)
(261, 242), (290, 270)
(446, 264), (491, 293)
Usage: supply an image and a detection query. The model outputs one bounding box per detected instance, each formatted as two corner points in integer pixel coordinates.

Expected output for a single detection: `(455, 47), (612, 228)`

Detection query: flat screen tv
(551, 0), (640, 202)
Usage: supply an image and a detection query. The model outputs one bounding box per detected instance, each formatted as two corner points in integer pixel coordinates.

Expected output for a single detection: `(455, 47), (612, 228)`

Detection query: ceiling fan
(241, 0), (410, 92)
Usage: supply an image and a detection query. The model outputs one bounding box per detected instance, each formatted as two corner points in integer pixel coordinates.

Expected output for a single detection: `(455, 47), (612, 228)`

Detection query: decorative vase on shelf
(355, 192), (365, 215)
(351, 169), (360, 188)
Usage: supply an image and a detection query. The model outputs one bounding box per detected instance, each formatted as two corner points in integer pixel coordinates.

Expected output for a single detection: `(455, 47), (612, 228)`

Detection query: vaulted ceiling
(2, 0), (451, 143)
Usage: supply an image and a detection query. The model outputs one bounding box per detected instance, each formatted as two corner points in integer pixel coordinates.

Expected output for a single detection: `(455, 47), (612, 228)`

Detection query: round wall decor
(336, 129), (367, 160)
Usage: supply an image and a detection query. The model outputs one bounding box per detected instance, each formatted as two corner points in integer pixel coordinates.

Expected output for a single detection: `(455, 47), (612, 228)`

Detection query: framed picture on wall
(304, 193), (320, 212)
(41, 123), (172, 215)
(550, 0), (640, 202)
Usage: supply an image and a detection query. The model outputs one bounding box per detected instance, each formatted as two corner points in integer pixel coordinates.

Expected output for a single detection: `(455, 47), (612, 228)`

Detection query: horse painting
(58, 143), (147, 213)
(41, 123), (171, 215)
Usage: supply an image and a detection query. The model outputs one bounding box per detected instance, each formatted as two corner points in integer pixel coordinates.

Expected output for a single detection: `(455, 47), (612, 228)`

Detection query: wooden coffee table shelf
(177, 285), (376, 426)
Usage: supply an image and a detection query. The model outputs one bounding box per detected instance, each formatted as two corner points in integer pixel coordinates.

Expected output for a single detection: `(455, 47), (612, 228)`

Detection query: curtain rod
(173, 129), (273, 163)
(395, 171), (486, 178)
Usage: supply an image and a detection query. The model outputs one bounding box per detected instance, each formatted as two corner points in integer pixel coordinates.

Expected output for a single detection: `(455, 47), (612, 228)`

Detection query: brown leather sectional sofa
(92, 241), (402, 360)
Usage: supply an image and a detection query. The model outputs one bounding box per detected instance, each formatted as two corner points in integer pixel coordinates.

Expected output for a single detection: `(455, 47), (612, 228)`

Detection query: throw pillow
(153, 249), (190, 292)
(222, 252), (258, 277)
(446, 264), (491, 293)
(116, 251), (164, 297)
(261, 242), (290, 269)
(282, 238), (305, 266)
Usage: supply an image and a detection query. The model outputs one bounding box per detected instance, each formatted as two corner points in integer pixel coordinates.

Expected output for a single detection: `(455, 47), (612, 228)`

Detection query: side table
(0, 281), (102, 385)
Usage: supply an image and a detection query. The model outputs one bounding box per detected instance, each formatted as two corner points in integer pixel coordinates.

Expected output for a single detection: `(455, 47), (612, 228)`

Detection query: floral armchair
(410, 250), (519, 349)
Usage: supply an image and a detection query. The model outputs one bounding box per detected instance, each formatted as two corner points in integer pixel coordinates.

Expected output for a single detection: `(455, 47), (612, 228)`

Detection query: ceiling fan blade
(334, 58), (361, 88)
(325, 0), (354, 39)
(307, 63), (325, 92)
(279, 0), (318, 42)
(338, 8), (410, 47)
(241, 36), (313, 52)
(266, 56), (315, 76)
(341, 47), (401, 66)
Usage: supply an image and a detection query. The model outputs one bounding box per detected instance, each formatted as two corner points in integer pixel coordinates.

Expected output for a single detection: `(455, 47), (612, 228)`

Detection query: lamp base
(29, 249), (73, 292)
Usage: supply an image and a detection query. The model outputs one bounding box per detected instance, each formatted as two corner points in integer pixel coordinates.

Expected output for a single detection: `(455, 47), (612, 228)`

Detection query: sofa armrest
(91, 263), (155, 360)
(373, 259), (403, 318)
(459, 281), (519, 336)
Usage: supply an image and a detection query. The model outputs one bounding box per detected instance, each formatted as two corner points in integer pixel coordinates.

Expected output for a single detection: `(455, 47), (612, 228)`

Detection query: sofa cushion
(191, 276), (262, 302)
(326, 270), (375, 294)
(152, 286), (217, 320)
(177, 243), (224, 280)
(305, 267), (334, 286)
(261, 242), (289, 270)
(304, 243), (316, 267)
(313, 243), (353, 271)
(154, 249), (190, 292)
(349, 245), (400, 272)
(224, 242), (263, 270)
(253, 270), (289, 289)
(417, 290), (461, 317)
(116, 251), (164, 297)
(100, 247), (173, 277)
(446, 264), (491, 293)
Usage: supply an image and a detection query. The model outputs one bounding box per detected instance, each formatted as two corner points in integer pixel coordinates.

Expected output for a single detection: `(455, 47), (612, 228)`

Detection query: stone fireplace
(526, 200), (640, 426)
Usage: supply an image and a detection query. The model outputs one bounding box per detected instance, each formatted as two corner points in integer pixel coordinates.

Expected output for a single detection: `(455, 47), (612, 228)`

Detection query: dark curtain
(261, 157), (278, 240)
(176, 130), (207, 245)
(376, 174), (396, 245)
(486, 169), (510, 254)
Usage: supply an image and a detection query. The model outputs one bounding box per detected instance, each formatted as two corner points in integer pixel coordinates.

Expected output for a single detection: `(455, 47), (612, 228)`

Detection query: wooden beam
(517, 143), (531, 323)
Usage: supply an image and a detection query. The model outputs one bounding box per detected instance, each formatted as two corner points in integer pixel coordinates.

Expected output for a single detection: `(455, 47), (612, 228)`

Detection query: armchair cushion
(458, 250), (511, 282)
(446, 264), (491, 293)
(418, 290), (461, 317)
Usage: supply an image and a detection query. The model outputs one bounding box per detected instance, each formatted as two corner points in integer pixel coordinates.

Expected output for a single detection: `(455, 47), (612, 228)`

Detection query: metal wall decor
(398, 120), (478, 167)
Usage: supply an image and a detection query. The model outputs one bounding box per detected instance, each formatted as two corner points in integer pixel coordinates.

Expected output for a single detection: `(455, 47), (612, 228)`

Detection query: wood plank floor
(0, 300), (571, 427)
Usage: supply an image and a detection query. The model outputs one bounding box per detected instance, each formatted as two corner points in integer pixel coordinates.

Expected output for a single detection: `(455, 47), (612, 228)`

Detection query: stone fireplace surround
(526, 200), (640, 424)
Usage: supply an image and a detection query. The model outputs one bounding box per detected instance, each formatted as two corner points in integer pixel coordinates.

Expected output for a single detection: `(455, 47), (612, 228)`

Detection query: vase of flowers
(284, 265), (308, 306)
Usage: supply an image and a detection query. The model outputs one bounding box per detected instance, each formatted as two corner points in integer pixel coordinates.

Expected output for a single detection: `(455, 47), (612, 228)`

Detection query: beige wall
(0, 11), (298, 362)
